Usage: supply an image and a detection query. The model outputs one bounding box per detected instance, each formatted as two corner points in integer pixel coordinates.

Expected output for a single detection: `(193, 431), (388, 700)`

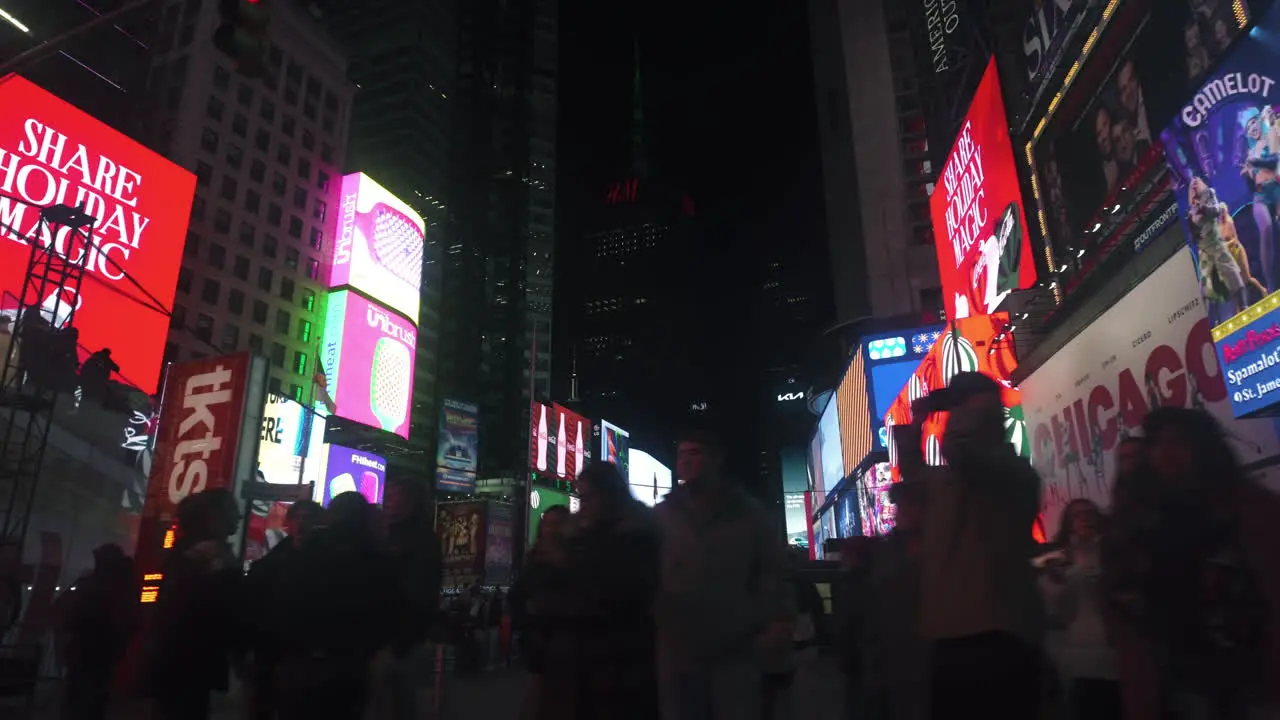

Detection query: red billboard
(0, 75), (196, 393)
(528, 401), (590, 481)
(136, 353), (263, 600)
(930, 59), (1035, 322)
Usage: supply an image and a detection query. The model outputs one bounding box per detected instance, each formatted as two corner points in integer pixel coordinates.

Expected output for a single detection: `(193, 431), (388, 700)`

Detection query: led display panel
(600, 419), (631, 479)
(930, 59), (1036, 321)
(553, 404), (590, 480)
(256, 392), (326, 486)
(436, 398), (479, 493)
(0, 75), (196, 393)
(316, 444), (386, 507)
(319, 290), (416, 439)
(329, 172), (425, 323)
(526, 486), (580, 545)
(628, 449), (673, 507)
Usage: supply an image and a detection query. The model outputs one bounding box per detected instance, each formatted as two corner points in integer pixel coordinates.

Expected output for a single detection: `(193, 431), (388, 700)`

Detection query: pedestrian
(509, 504), (571, 720)
(147, 488), (245, 720)
(654, 429), (793, 720)
(60, 544), (136, 720)
(538, 461), (661, 720)
(834, 536), (875, 720)
(243, 500), (322, 720)
(892, 371), (1044, 720)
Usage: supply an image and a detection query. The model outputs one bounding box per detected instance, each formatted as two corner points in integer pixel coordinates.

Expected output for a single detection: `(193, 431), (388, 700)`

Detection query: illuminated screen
(1161, 0), (1280, 417)
(436, 398), (479, 493)
(600, 419), (631, 479)
(807, 431), (825, 500)
(628, 449), (673, 507)
(858, 463), (897, 537)
(871, 361), (919, 420)
(835, 348), (870, 474)
(256, 392), (326, 486)
(316, 444), (386, 507)
(320, 290), (416, 439)
(0, 75), (196, 393)
(930, 58), (1036, 321)
(527, 486), (579, 544)
(884, 314), (1026, 478)
(553, 404), (590, 480)
(329, 172), (424, 323)
(816, 397), (844, 496)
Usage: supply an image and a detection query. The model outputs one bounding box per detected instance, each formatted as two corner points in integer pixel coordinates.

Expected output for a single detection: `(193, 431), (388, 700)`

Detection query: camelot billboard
(0, 75), (196, 393)
(328, 172), (425, 325)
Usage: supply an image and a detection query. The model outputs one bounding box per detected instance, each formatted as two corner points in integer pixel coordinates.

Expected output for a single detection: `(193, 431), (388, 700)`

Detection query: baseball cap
(926, 371), (1003, 411)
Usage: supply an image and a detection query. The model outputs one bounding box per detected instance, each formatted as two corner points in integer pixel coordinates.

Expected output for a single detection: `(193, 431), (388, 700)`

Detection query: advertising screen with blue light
(864, 325), (945, 447)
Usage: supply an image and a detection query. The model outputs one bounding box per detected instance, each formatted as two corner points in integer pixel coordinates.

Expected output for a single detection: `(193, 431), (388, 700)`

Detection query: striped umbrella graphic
(925, 434), (945, 466)
(886, 416), (897, 468)
(940, 330), (980, 385)
(1003, 405), (1031, 459)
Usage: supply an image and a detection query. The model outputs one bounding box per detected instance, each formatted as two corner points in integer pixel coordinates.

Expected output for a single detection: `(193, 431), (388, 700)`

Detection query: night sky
(557, 0), (828, 483)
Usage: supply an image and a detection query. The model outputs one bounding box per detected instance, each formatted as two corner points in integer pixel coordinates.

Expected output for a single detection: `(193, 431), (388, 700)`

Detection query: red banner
(135, 353), (255, 597)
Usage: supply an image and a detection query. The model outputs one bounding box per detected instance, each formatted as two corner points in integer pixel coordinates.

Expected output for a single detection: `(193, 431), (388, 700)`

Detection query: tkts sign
(0, 75), (195, 393)
(136, 354), (264, 600)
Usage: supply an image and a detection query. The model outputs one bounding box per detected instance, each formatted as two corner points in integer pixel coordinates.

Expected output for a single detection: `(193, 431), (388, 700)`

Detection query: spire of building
(631, 37), (647, 177)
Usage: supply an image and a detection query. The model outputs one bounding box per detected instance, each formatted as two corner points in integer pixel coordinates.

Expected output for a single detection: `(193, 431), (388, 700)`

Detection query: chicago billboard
(1162, 0), (1280, 417)
(931, 59), (1036, 321)
(320, 290), (416, 439)
(329, 172), (425, 324)
(1019, 250), (1280, 537)
(0, 75), (196, 393)
(436, 398), (479, 493)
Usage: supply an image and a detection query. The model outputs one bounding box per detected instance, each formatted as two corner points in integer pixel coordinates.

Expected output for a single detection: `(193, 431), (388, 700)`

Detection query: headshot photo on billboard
(328, 172), (425, 324)
(436, 398), (479, 492)
(318, 444), (386, 507)
(1036, 1), (1248, 259)
(0, 75), (197, 393)
(931, 58), (1036, 321)
(319, 290), (416, 439)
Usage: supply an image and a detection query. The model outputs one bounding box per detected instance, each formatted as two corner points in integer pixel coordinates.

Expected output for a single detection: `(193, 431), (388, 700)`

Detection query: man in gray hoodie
(654, 430), (793, 720)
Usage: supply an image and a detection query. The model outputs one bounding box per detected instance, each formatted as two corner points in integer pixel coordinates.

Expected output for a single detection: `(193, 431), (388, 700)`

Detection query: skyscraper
(142, 0), (354, 400)
(315, 0), (454, 466)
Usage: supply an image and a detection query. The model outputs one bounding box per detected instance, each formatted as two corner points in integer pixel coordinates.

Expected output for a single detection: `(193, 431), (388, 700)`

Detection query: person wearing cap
(891, 371), (1043, 720)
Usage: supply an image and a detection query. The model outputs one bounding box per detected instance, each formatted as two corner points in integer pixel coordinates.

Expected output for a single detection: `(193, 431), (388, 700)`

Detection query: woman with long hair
(538, 461), (661, 720)
(1042, 499), (1120, 720)
(1106, 408), (1280, 719)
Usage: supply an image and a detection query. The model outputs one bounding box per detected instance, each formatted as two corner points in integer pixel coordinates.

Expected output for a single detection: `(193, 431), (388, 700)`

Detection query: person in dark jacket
(271, 492), (403, 720)
(509, 504), (571, 719)
(243, 500), (322, 720)
(148, 488), (244, 720)
(539, 461), (662, 720)
(61, 544), (136, 720)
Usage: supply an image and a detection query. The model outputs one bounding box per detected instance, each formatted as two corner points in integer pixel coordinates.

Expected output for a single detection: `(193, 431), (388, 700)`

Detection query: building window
(271, 342), (286, 368)
(292, 351), (307, 375)
(176, 267), (192, 294)
(245, 189), (261, 214)
(226, 143), (243, 169)
(271, 172), (286, 196)
(285, 247), (299, 271)
(214, 208), (231, 234)
(275, 308), (291, 334)
(201, 278), (220, 304)
(213, 66), (230, 90)
(288, 216), (303, 238)
(264, 235), (278, 259)
(220, 176), (237, 201)
(171, 303), (186, 329)
(208, 242), (226, 269)
(191, 196), (205, 220)
(195, 313), (213, 342)
(185, 231), (200, 258)
(321, 143), (334, 164)
(248, 333), (263, 352)
(252, 300), (268, 325)
(305, 257), (320, 280)
(250, 159), (266, 183)
(291, 384), (303, 402)
(313, 200), (325, 222)
(301, 289), (316, 313)
(280, 277), (295, 301)
(195, 161), (212, 186)
(317, 171), (330, 192)
(228, 288), (245, 314)
(260, 100), (275, 122)
(297, 319), (312, 343)
(303, 99), (317, 121)
(298, 158), (311, 181)
(239, 222), (255, 246)
(233, 255), (249, 280)
(267, 203), (282, 226)
(301, 130), (314, 151)
(236, 83), (253, 107)
(258, 266), (273, 292)
(293, 187), (307, 209)
(232, 113), (248, 138)
(220, 323), (239, 351)
(255, 129), (270, 152)
(200, 128), (218, 153)
(282, 116), (296, 137)
(277, 144), (291, 166)
(206, 97), (224, 121)
(309, 227), (322, 250)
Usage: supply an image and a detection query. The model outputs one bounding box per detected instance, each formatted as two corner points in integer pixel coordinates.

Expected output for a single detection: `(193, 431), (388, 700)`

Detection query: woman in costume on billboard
(1187, 176), (1248, 317)
(1240, 107), (1280, 291)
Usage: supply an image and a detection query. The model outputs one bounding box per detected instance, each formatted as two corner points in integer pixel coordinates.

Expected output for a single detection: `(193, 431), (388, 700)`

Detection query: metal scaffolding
(0, 201), (96, 553)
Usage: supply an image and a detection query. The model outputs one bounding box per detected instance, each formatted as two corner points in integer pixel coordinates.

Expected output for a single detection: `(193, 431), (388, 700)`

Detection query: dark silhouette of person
(79, 348), (117, 404)
(60, 544), (136, 720)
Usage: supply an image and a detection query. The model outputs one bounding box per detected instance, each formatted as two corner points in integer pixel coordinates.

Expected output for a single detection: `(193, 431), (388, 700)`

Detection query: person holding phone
(891, 372), (1044, 720)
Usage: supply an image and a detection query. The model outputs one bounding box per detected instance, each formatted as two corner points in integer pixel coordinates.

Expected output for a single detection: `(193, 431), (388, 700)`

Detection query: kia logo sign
(777, 392), (805, 402)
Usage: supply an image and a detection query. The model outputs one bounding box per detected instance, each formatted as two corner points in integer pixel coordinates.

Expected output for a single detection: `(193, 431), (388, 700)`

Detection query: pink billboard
(320, 290), (416, 439)
(329, 172), (425, 324)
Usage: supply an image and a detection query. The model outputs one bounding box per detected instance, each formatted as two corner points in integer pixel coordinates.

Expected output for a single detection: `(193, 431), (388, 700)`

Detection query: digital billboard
(0, 75), (196, 393)
(930, 58), (1035, 321)
(256, 392), (326, 486)
(436, 398), (479, 493)
(484, 503), (514, 586)
(599, 419), (631, 480)
(814, 395), (844, 500)
(437, 501), (487, 587)
(864, 325), (945, 449)
(320, 290), (416, 439)
(553, 404), (589, 480)
(835, 348), (871, 474)
(526, 486), (580, 545)
(628, 449), (673, 507)
(1162, 1), (1280, 417)
(1020, 251), (1280, 537)
(316, 444), (386, 507)
(884, 313), (1026, 479)
(329, 172), (425, 324)
(857, 463), (897, 537)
